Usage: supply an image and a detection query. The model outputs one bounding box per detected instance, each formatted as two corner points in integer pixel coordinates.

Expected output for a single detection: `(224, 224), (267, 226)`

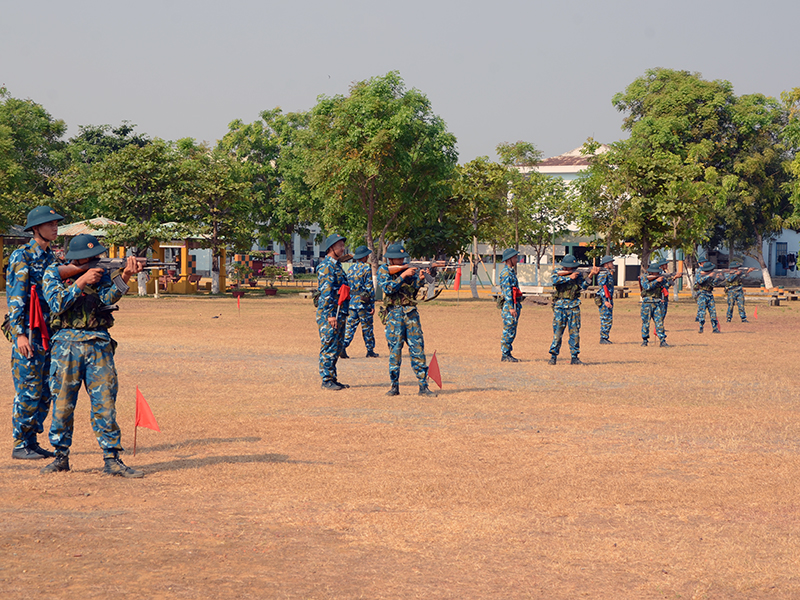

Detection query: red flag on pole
(133, 386), (160, 456)
(29, 284), (50, 351)
(428, 351), (442, 389)
(338, 284), (351, 305)
(454, 267), (461, 292)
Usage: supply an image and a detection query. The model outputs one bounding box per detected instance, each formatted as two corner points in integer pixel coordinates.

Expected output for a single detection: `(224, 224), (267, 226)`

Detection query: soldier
(499, 248), (522, 362)
(7, 205), (64, 460)
(39, 234), (145, 477)
(377, 243), (436, 396)
(640, 263), (670, 347)
(657, 258), (671, 318)
(695, 261), (721, 334)
(340, 245), (379, 359)
(316, 234), (350, 390)
(596, 255), (615, 344)
(725, 261), (754, 323)
(548, 254), (599, 365)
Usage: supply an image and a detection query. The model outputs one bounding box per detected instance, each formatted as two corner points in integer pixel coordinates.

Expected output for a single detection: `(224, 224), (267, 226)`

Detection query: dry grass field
(1, 292), (799, 599)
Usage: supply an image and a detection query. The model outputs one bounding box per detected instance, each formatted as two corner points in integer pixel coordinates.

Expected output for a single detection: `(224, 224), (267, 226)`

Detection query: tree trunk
(491, 240), (497, 286)
(751, 232), (773, 289)
(470, 233), (479, 299)
(211, 251), (220, 294)
(137, 272), (147, 297)
(284, 237), (294, 280)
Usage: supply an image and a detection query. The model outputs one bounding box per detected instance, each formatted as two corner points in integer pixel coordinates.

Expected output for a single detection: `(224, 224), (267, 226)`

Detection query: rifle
(387, 261), (463, 301)
(556, 266), (602, 278)
(645, 271), (681, 282)
(81, 257), (172, 294)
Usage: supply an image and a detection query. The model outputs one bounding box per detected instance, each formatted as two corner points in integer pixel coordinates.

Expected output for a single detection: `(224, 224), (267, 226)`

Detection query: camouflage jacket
(695, 271), (716, 293)
(551, 272), (588, 309)
(6, 239), (59, 342)
(315, 255), (349, 320)
(42, 265), (124, 343)
(377, 264), (422, 311)
(500, 265), (520, 306)
(640, 274), (666, 302)
(347, 261), (375, 307)
(596, 269), (615, 301)
(724, 271), (745, 290)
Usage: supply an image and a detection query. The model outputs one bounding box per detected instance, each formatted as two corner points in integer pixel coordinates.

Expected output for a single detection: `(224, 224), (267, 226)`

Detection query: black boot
(386, 384), (399, 396)
(698, 324), (704, 333)
(365, 350), (380, 358)
(570, 356), (584, 365)
(418, 384), (438, 397)
(712, 321), (721, 333)
(599, 338), (612, 345)
(660, 340), (670, 347)
(548, 355), (557, 365)
(41, 455), (70, 474)
(321, 380), (346, 391)
(339, 348), (349, 359)
(641, 340), (648, 347)
(12, 445), (51, 460)
(501, 355), (519, 362)
(103, 453), (144, 478)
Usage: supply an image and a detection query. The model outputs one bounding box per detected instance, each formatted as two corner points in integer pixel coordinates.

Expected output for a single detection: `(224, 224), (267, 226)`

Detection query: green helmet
(66, 234), (107, 260)
(24, 206), (65, 232)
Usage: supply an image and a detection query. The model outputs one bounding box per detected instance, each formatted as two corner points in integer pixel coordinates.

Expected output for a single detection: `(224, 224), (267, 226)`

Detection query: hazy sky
(2, 0), (797, 162)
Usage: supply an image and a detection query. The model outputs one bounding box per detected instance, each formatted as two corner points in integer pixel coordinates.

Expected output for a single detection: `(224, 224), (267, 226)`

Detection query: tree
(179, 142), (253, 294)
(712, 93), (795, 289)
(506, 169), (572, 284)
(782, 88), (800, 212)
(576, 69), (739, 268)
(451, 157), (509, 297)
(219, 109), (318, 276)
(496, 140), (543, 167)
(303, 71), (457, 274)
(0, 87), (67, 228)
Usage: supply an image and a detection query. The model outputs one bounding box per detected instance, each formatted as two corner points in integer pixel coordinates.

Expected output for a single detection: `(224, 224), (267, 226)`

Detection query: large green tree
(303, 71), (458, 272)
(0, 87), (67, 228)
(451, 157), (509, 297)
(576, 69), (739, 269)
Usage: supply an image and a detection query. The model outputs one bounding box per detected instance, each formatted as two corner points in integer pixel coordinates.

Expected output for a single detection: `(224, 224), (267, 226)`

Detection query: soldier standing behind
(640, 263), (670, 347)
(340, 245), (379, 359)
(377, 243), (436, 397)
(548, 254), (599, 365)
(7, 206), (64, 460)
(40, 234), (145, 477)
(695, 261), (721, 333)
(596, 255), (615, 345)
(499, 248), (522, 362)
(316, 234), (350, 390)
(658, 258), (671, 318)
(725, 261), (754, 323)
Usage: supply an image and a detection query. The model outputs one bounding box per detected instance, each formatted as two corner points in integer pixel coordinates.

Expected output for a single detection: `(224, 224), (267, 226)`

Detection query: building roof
(518, 145), (611, 175)
(58, 217), (125, 237)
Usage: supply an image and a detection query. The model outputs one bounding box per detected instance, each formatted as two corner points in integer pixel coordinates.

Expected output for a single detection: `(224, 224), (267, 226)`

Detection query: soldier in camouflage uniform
(596, 255), (615, 344)
(549, 255), (599, 365)
(725, 261), (754, 323)
(39, 234), (145, 477)
(640, 263), (670, 347)
(316, 234), (350, 390)
(7, 206), (64, 460)
(499, 248), (522, 362)
(378, 243), (436, 397)
(695, 261), (720, 333)
(341, 245), (379, 359)
(657, 258), (671, 319)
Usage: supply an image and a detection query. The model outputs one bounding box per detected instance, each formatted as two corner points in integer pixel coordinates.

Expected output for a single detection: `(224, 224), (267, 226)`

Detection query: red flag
(754, 307), (758, 320)
(338, 284), (351, 305)
(428, 351), (442, 389)
(29, 284), (50, 351)
(454, 267), (461, 291)
(237, 294), (240, 311)
(133, 386), (160, 456)
(135, 387), (160, 432)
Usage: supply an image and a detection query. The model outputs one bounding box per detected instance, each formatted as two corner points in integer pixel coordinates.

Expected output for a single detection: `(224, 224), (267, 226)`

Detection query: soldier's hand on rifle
(76, 268), (104, 290)
(123, 256), (145, 277)
(401, 266), (417, 279)
(589, 265), (601, 276)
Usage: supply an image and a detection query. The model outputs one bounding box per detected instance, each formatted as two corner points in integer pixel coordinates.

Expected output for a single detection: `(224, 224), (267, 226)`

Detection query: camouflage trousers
(385, 307), (428, 385)
(641, 301), (666, 342)
(48, 337), (122, 458)
(550, 305), (581, 358)
(343, 303), (376, 352)
(696, 292), (719, 328)
(598, 302), (613, 341)
(662, 296), (669, 318)
(11, 340), (52, 450)
(501, 302), (521, 357)
(726, 288), (747, 321)
(317, 313), (347, 384)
